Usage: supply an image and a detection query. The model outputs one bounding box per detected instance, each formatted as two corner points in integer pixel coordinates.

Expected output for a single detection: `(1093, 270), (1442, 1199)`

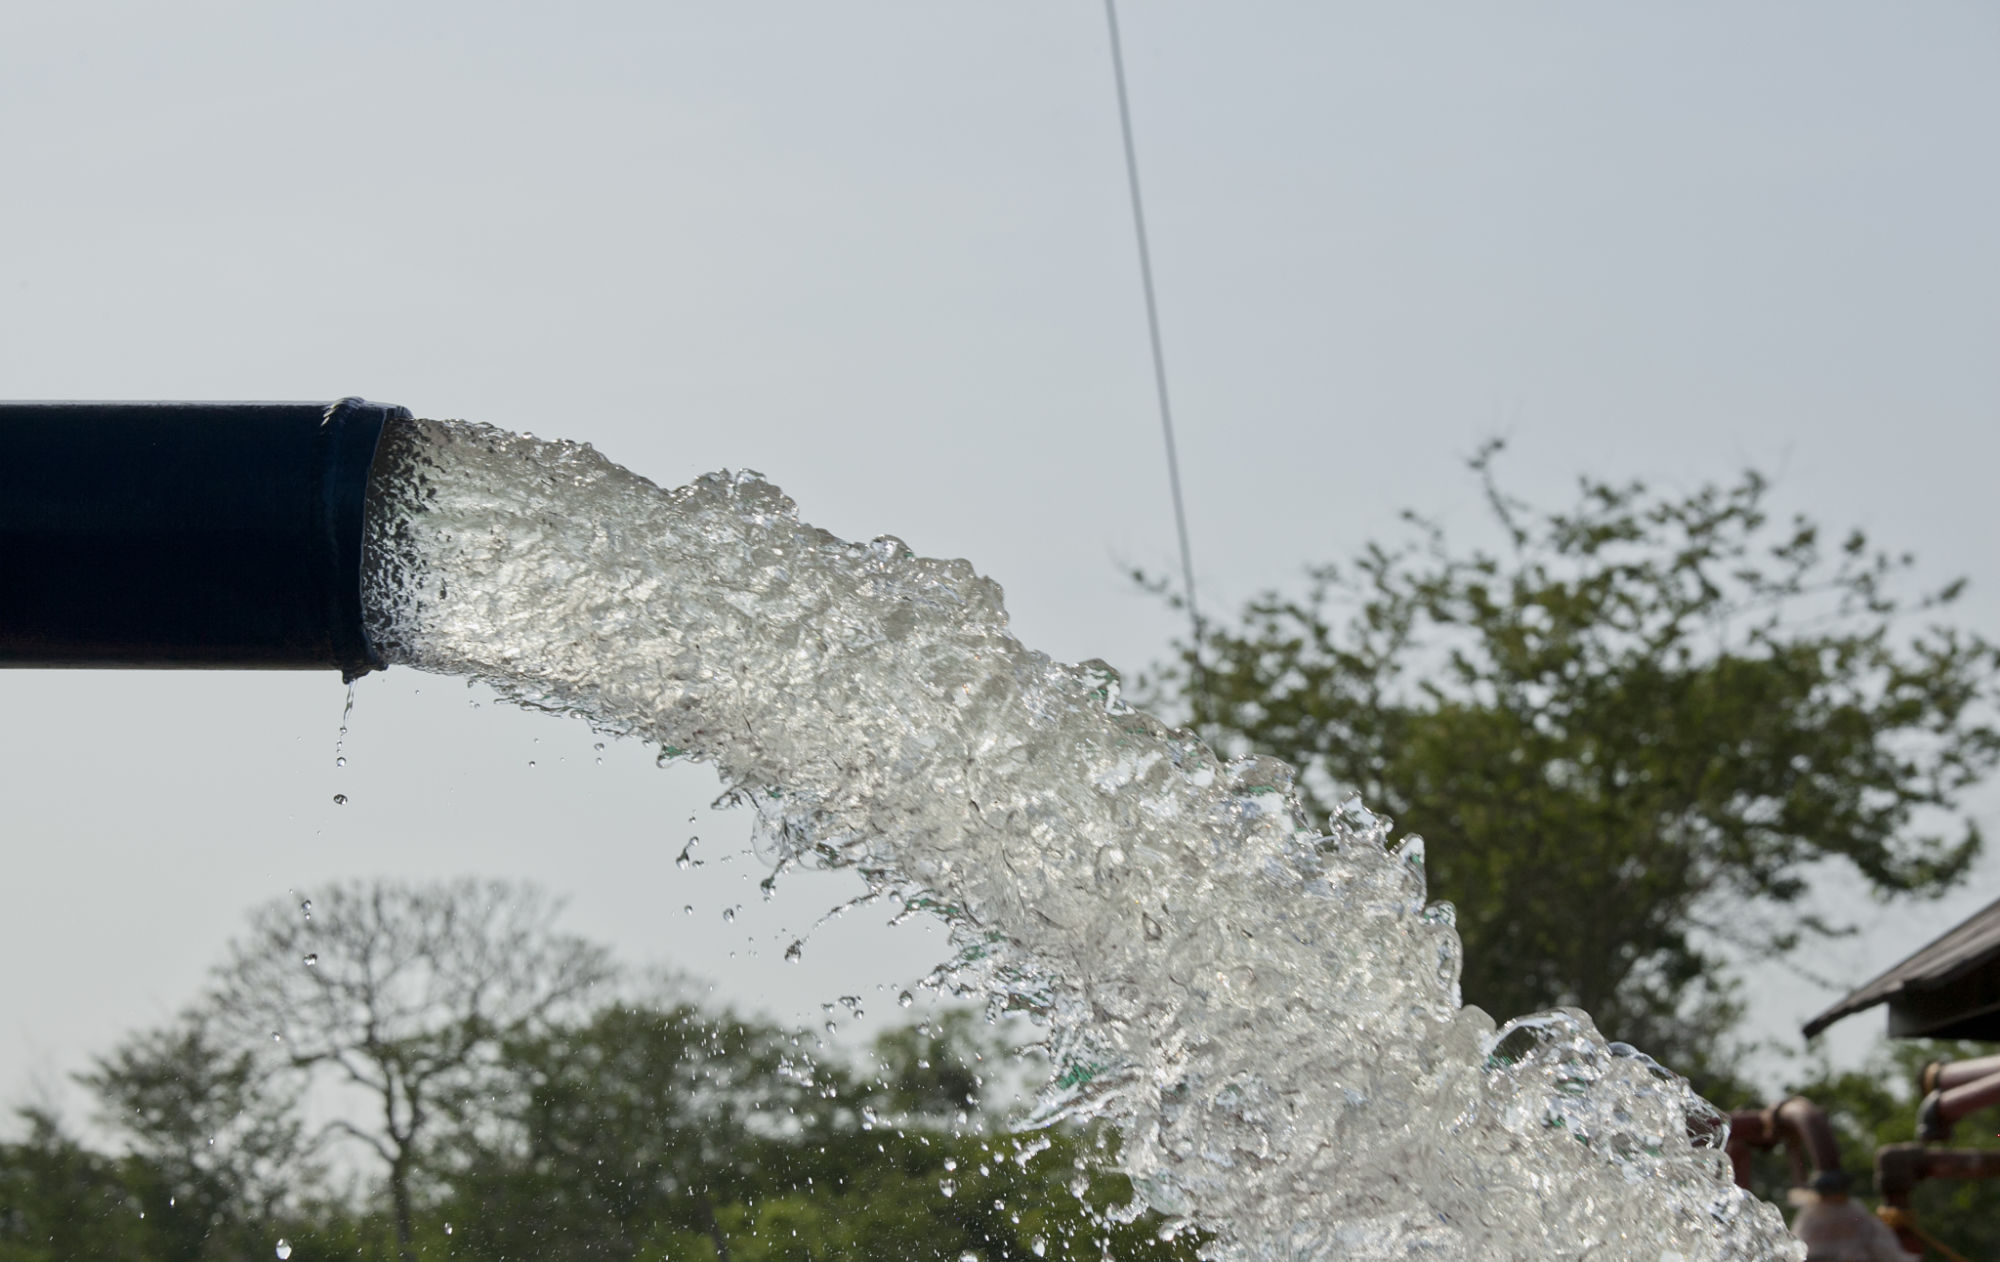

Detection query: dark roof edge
(1800, 894), (2000, 1040)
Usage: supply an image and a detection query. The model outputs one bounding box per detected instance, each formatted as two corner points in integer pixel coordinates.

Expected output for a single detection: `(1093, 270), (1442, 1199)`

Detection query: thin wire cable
(1103, 0), (1208, 707)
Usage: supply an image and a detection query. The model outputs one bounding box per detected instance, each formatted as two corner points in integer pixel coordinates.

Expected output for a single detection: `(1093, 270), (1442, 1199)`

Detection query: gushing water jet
(0, 401), (1804, 1261)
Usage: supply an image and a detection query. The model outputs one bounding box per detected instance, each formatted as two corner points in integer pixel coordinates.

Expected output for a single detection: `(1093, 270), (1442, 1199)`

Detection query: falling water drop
(299, 899), (312, 921)
(302, 954), (317, 968)
(784, 939), (804, 963)
(274, 1240), (292, 1261)
(331, 793), (346, 806)
(898, 990), (915, 1008)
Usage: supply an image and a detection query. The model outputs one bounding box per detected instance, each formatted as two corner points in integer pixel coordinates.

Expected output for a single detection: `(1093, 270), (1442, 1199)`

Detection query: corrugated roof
(1802, 895), (2000, 1039)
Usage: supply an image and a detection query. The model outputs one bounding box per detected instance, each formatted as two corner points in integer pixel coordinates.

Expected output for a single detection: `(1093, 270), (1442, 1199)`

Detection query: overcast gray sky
(3, 1), (1997, 1120)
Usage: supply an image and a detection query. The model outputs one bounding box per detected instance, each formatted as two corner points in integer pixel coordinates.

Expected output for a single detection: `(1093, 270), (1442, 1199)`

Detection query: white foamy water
(361, 417), (1799, 1261)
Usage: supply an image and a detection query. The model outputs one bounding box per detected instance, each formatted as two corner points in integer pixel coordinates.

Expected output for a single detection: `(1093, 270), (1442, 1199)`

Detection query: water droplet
(275, 1240), (292, 1260)
(721, 907), (736, 923)
(898, 990), (915, 1008)
(331, 793), (346, 806)
(784, 939), (804, 963)
(335, 756), (346, 768)
(271, 1032), (282, 1043)
(527, 760), (536, 769)
(960, 1253), (979, 1262)
(682, 904), (693, 916)
(938, 1178), (956, 1198)
(444, 1223), (453, 1235)
(300, 899), (312, 920)
(1032, 1236), (1047, 1257)
(943, 1157), (958, 1172)
(302, 954), (317, 968)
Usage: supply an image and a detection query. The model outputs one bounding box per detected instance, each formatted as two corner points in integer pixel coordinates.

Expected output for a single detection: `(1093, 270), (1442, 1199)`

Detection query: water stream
(360, 416), (1799, 1261)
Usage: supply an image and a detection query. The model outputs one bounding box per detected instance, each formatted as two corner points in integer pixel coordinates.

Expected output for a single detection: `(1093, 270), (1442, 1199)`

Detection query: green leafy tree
(79, 1014), (309, 1261)
(443, 1000), (837, 1261)
(869, 1009), (990, 1119)
(1145, 447), (2000, 1074)
(205, 878), (613, 1262)
(444, 1001), (1200, 1262)
(0, 1108), (155, 1262)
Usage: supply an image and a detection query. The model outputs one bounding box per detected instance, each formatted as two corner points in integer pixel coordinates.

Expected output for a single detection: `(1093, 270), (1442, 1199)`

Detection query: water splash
(361, 417), (1799, 1261)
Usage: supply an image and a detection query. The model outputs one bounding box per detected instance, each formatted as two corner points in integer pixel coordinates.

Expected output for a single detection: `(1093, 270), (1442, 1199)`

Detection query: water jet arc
(0, 398), (404, 678)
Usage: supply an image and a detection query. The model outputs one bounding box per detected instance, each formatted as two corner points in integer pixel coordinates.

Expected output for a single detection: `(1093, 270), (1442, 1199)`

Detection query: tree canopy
(205, 879), (614, 1261)
(17, 878), (1198, 1262)
(1144, 446), (2000, 1073)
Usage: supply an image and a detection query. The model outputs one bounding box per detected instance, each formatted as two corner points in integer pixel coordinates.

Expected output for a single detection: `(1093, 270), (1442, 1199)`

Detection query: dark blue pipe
(0, 398), (406, 679)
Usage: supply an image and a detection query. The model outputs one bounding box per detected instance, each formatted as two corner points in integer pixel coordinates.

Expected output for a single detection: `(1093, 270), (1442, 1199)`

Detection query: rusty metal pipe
(1922, 1053), (2000, 1094)
(1876, 1143), (2000, 1255)
(1917, 1066), (2000, 1142)
(1725, 1110), (1772, 1189)
(1773, 1096), (1844, 1186)
(1724, 1097), (1843, 1190)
